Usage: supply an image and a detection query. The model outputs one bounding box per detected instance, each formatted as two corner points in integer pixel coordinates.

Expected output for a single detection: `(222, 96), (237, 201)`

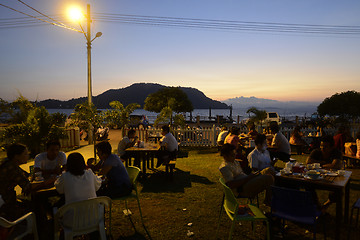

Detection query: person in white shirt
(219, 144), (273, 205)
(34, 140), (67, 178)
(248, 134), (275, 177)
(269, 121), (291, 162)
(156, 125), (178, 167)
(55, 152), (102, 205)
(217, 126), (229, 146)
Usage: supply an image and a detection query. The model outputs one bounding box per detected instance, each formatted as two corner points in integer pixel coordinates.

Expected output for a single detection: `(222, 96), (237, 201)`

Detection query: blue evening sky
(1, 0), (360, 102)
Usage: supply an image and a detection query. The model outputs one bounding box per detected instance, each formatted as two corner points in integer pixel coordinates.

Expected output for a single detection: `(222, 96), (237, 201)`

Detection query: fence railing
(122, 125), (360, 147)
(60, 125), (360, 148)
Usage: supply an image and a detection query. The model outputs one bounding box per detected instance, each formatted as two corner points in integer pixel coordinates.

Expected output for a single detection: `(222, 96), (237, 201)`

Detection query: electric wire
(92, 13), (360, 35)
(17, 0), (68, 28)
(1, 7), (360, 36)
(0, 3), (84, 33)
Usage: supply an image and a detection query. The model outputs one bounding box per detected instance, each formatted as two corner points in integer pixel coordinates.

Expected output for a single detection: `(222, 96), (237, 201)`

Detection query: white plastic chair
(54, 196), (112, 240)
(0, 212), (39, 240)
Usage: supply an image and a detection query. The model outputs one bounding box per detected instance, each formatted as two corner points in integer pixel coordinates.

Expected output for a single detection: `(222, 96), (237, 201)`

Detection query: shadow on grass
(140, 168), (214, 193)
(115, 232), (147, 240)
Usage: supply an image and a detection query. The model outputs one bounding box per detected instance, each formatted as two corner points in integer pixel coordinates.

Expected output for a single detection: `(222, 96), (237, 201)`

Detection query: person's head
(230, 126), (240, 135)
(46, 140), (61, 160)
(66, 152), (86, 176)
(7, 143), (29, 164)
(161, 125), (170, 135)
(255, 134), (267, 150)
(220, 144), (236, 162)
(127, 129), (136, 138)
(320, 135), (335, 154)
(95, 141), (112, 160)
(269, 121), (279, 134)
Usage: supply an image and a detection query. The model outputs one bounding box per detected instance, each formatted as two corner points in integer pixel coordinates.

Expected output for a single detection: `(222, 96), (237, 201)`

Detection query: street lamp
(68, 4), (102, 144)
(68, 4), (102, 106)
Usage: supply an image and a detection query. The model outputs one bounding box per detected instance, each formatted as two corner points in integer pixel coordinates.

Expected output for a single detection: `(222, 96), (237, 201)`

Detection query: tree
(246, 107), (267, 126)
(0, 96), (67, 157)
(317, 91), (360, 120)
(144, 87), (193, 113)
(70, 102), (104, 158)
(103, 101), (140, 129)
(144, 87), (193, 126)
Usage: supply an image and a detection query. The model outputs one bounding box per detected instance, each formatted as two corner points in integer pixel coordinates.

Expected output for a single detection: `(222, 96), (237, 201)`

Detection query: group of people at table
(0, 125), (178, 237)
(217, 121), (352, 210)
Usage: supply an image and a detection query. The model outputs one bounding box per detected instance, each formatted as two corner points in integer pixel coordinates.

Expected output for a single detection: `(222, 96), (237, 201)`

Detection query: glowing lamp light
(68, 6), (84, 21)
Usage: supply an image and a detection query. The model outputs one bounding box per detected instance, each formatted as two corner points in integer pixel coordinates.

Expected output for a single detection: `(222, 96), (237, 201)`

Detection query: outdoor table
(275, 170), (352, 240)
(125, 143), (160, 175)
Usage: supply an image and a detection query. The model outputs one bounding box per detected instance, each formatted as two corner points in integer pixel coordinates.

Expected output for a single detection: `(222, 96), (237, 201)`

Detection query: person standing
(34, 140), (67, 178)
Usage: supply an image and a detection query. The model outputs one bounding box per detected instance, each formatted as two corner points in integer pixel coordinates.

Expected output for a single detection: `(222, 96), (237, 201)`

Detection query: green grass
(109, 148), (360, 240)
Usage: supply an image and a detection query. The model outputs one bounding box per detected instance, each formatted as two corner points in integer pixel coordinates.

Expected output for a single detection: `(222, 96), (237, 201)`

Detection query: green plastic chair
(112, 166), (151, 239)
(216, 178), (270, 240)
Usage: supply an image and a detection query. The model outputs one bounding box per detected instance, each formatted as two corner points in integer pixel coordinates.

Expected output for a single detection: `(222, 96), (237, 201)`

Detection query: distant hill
(37, 83), (229, 109)
(223, 96), (319, 114)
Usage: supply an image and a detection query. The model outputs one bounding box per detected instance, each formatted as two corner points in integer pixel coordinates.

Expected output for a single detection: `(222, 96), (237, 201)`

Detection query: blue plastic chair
(271, 186), (326, 240)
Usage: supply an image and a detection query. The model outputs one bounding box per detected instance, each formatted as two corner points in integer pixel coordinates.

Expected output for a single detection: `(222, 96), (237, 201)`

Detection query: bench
(164, 150), (188, 180)
(344, 154), (360, 168)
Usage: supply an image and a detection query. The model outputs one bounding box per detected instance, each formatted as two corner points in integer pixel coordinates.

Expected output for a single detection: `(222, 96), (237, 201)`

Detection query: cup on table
(313, 163), (321, 169)
(337, 170), (345, 176)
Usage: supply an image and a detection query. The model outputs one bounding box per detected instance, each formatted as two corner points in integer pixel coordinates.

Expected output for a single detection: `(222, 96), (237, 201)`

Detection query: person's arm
(126, 136), (138, 148)
(99, 165), (112, 176)
(322, 158), (342, 169)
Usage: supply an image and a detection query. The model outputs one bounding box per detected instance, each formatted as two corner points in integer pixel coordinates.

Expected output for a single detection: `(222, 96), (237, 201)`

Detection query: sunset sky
(1, 0), (360, 103)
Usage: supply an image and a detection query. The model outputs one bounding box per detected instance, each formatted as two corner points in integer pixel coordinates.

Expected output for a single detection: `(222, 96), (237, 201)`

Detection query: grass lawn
(109, 147), (360, 240)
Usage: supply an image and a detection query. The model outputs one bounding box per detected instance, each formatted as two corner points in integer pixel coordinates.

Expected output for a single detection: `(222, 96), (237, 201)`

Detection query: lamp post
(69, 4), (102, 144)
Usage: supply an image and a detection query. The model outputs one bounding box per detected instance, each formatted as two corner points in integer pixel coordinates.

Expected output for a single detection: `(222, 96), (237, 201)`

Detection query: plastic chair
(271, 186), (325, 240)
(0, 212), (38, 240)
(112, 166), (152, 239)
(216, 178), (270, 240)
(54, 196), (112, 240)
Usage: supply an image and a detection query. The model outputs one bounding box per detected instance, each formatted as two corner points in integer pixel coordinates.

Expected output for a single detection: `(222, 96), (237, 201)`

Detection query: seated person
(247, 134), (275, 177)
(95, 141), (132, 198)
(247, 123), (258, 140)
(55, 152), (102, 205)
(117, 129), (138, 161)
(224, 126), (241, 148)
(306, 135), (343, 170)
(156, 125), (178, 167)
(0, 144), (52, 221)
(268, 121), (291, 162)
(306, 135), (343, 210)
(219, 144), (274, 206)
(217, 126), (229, 147)
(34, 140), (67, 178)
(289, 126), (307, 154)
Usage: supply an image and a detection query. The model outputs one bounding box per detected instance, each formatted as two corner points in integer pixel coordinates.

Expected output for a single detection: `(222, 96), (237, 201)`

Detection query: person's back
(105, 154), (132, 191)
(55, 153), (102, 205)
